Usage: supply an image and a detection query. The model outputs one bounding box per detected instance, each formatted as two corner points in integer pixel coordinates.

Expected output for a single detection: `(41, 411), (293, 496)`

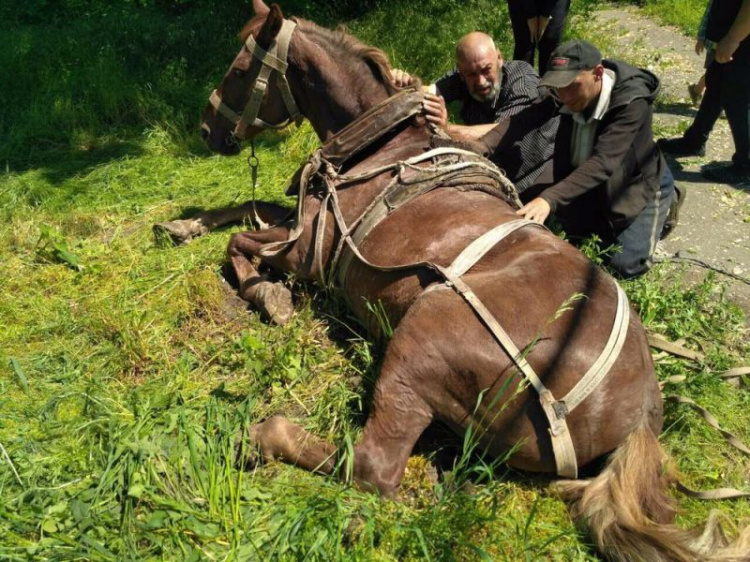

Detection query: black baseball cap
(540, 40), (602, 89)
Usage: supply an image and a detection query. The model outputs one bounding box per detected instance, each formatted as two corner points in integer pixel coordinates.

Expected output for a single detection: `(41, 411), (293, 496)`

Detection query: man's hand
(516, 197), (551, 224)
(423, 93), (448, 129)
(716, 35), (740, 63)
(695, 38), (705, 55)
(391, 68), (414, 88)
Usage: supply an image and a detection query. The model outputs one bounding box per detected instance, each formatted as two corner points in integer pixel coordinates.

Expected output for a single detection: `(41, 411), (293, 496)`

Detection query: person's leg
(609, 167), (674, 278)
(683, 61), (723, 148)
(507, 0), (534, 66)
(537, 0), (570, 75)
(697, 73), (706, 96)
(720, 60), (750, 171)
(660, 64), (721, 156)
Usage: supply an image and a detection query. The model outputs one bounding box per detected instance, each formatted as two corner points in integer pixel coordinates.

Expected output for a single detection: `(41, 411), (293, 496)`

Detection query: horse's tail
(554, 420), (750, 562)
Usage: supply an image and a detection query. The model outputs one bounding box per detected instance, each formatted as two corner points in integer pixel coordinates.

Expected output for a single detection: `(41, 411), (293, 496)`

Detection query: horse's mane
(239, 16), (420, 96)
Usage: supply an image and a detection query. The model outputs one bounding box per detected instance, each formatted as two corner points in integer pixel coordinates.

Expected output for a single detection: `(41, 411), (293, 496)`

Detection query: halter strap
(209, 18), (302, 139)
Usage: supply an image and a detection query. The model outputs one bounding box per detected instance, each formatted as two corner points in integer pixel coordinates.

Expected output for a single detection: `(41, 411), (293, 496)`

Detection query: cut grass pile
(1, 0), (749, 559)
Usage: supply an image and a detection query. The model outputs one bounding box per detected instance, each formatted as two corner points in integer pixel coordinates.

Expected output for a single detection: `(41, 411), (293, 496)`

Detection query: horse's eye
(233, 69), (246, 78)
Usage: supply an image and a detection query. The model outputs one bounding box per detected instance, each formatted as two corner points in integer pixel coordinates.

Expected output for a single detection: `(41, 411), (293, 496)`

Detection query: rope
(653, 253), (750, 285)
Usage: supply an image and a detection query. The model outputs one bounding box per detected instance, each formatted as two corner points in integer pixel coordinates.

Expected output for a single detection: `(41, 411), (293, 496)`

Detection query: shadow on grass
(654, 101), (699, 119)
(3, 126), (293, 214)
(668, 157), (750, 193)
(667, 158), (715, 185)
(27, 139), (149, 185)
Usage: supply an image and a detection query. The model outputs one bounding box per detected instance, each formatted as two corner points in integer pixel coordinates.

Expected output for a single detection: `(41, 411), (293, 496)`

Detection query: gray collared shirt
(560, 69), (616, 167)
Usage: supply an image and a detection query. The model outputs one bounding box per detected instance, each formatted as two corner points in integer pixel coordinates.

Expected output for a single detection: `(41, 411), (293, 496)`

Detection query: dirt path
(586, 7), (750, 318)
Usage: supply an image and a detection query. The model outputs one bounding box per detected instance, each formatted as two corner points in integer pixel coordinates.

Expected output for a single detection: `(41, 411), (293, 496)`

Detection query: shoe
(657, 137), (705, 157)
(701, 163), (750, 184)
(687, 83), (702, 106)
(660, 184), (685, 240)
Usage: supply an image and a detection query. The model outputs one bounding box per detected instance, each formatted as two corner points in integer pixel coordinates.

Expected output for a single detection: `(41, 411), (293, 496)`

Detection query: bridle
(209, 18), (302, 140)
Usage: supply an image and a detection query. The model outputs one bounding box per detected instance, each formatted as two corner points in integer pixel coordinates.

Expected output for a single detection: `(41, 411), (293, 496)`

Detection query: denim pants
(609, 165), (675, 278)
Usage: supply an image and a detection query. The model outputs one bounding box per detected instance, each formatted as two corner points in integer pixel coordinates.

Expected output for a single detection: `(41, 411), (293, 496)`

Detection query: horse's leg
(154, 201), (290, 245)
(227, 226), (299, 325)
(239, 330), (435, 496)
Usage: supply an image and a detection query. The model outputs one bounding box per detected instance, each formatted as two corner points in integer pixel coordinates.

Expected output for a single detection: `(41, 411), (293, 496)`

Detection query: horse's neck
(312, 85), (391, 141)
(293, 47), (391, 139)
(334, 123), (432, 220)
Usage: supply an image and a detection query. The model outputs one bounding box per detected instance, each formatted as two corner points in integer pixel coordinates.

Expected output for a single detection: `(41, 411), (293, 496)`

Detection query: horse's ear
(252, 0), (270, 16)
(256, 4), (284, 48)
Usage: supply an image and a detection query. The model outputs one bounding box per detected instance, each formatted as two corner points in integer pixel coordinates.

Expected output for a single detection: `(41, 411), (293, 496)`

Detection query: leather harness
(209, 19), (302, 139)
(209, 18), (631, 479)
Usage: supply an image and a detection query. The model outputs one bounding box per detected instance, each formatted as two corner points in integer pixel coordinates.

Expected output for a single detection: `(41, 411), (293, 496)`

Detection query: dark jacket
(481, 59), (664, 236)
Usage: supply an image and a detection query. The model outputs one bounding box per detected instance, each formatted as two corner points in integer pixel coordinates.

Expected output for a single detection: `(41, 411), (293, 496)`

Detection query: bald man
(408, 32), (559, 193)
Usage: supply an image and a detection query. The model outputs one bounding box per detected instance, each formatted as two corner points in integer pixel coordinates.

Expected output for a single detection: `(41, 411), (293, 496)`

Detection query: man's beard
(469, 77), (501, 103)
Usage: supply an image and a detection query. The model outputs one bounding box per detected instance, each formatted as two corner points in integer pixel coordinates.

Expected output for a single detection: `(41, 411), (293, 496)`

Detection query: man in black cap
(480, 39), (678, 278)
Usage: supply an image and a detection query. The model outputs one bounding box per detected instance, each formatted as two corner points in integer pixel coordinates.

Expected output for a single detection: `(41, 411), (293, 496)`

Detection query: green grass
(638, 0), (705, 36)
(1, 0), (749, 560)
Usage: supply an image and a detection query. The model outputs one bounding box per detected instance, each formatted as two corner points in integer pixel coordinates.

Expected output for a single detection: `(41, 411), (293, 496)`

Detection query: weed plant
(1, 0), (748, 560)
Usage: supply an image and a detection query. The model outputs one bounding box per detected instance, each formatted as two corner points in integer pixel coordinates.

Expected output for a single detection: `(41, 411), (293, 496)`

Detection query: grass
(1, 0), (749, 560)
(638, 0), (705, 36)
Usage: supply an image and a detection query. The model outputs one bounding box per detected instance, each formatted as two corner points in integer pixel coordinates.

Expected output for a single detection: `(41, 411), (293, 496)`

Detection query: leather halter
(209, 18), (302, 139)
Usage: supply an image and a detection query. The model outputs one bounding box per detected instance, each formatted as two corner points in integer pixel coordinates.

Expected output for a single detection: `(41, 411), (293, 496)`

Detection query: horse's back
(343, 184), (661, 471)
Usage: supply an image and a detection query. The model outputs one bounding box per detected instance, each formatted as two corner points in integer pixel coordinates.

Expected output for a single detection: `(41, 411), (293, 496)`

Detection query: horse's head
(202, 0), (409, 153)
(201, 1), (301, 154)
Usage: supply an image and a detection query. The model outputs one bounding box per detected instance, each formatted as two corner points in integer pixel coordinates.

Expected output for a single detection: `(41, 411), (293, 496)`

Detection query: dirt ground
(590, 7), (750, 319)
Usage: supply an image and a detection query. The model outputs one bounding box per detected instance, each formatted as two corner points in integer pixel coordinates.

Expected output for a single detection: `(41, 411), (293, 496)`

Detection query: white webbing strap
(436, 263), (579, 478)
(436, 219), (578, 477)
(436, 220), (632, 478)
(559, 282), (630, 413)
(447, 219), (539, 277)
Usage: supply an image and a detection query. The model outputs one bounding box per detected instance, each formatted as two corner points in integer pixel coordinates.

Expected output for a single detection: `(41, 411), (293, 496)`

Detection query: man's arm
(422, 93), (496, 139)
(536, 99), (649, 213)
(430, 62), (544, 140)
(716, 0), (750, 63)
(496, 62), (543, 120)
(480, 95), (557, 156)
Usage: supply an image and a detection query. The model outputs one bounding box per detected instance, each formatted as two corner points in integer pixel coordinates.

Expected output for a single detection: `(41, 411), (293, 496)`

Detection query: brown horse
(167, 2), (749, 560)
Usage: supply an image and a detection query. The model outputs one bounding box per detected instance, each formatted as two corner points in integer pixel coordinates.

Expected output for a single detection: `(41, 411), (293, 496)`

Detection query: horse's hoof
(153, 219), (208, 246)
(254, 282), (294, 326)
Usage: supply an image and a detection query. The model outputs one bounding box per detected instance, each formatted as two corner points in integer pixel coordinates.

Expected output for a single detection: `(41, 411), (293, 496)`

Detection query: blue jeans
(609, 165), (675, 278)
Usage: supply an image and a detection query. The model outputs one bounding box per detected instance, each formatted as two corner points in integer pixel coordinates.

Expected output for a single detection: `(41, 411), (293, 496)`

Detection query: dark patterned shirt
(434, 60), (559, 191)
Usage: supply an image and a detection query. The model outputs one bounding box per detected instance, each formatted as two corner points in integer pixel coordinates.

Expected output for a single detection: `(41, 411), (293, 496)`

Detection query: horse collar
(319, 89), (426, 168)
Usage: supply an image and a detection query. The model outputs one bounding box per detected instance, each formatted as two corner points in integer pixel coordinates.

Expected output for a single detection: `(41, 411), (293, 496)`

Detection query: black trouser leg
(683, 61), (722, 148)
(719, 60), (750, 169)
(507, 0), (534, 66)
(537, 0), (570, 75)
